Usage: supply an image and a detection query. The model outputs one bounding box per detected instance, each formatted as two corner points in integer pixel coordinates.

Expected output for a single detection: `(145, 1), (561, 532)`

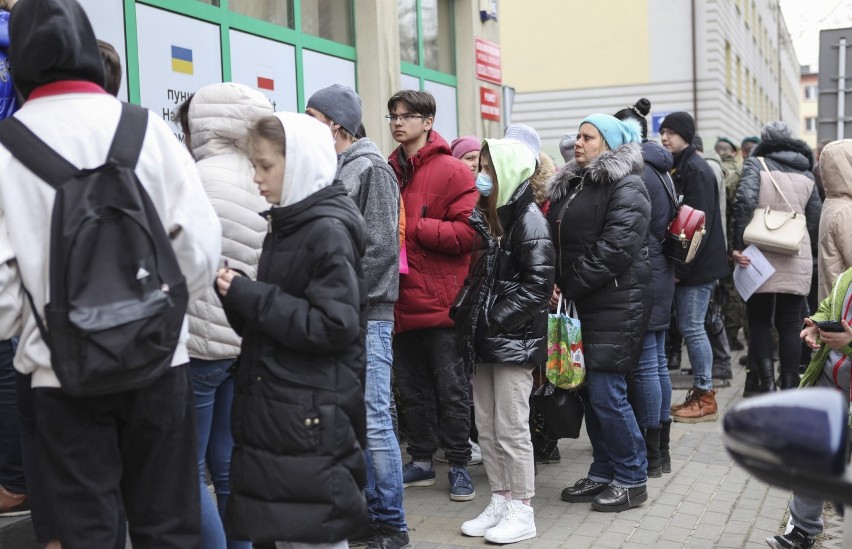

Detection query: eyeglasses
(659, 129), (678, 138)
(385, 113), (425, 123)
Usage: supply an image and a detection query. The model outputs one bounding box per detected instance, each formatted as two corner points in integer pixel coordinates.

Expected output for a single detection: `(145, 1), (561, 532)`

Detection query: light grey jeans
(473, 363), (536, 499)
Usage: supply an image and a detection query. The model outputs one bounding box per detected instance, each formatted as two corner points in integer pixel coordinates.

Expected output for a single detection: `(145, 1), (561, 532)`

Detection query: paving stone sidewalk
(398, 348), (844, 548)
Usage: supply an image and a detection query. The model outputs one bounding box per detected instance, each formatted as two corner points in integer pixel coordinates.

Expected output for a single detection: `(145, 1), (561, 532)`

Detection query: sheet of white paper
(733, 245), (776, 301)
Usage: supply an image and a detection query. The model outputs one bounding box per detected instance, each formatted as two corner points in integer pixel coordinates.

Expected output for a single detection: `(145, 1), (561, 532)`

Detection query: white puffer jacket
(187, 82), (273, 360)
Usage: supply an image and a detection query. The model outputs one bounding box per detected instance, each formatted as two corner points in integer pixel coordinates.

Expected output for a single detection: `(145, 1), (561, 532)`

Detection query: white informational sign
(425, 80), (458, 142)
(229, 30), (297, 113)
(302, 49), (356, 106)
(136, 4), (222, 142)
(733, 245), (776, 301)
(77, 0), (128, 101)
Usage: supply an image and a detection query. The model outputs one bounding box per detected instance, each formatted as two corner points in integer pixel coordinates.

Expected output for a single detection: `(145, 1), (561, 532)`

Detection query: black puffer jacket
(220, 184), (368, 544)
(453, 183), (555, 367)
(546, 143), (652, 374)
(641, 141), (676, 331)
(670, 146), (729, 284)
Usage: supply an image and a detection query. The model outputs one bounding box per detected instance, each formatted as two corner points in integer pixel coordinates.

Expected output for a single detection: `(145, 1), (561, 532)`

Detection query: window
(725, 41), (732, 92)
(398, 0), (455, 74)
(398, 0), (418, 65)
(301, 0), (354, 45)
(736, 56), (742, 100)
(804, 85), (818, 100)
(806, 117), (817, 133)
(229, 0), (294, 28)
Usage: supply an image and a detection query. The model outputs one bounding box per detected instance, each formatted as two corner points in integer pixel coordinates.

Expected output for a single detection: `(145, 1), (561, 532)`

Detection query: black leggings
(746, 293), (805, 376)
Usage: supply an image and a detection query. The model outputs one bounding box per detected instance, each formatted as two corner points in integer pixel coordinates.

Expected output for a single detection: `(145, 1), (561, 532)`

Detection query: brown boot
(670, 388), (699, 413)
(671, 388), (718, 423)
(0, 486), (30, 517)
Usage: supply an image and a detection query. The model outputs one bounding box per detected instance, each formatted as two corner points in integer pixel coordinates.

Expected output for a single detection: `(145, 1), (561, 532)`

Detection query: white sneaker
(484, 500), (536, 544)
(460, 494), (508, 537)
(469, 440), (482, 465)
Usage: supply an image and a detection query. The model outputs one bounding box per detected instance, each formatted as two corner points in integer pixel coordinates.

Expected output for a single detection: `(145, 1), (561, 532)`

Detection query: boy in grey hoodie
(306, 84), (408, 549)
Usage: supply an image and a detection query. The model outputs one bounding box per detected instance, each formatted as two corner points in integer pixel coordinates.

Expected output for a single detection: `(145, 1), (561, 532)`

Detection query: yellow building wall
(499, 0), (651, 93)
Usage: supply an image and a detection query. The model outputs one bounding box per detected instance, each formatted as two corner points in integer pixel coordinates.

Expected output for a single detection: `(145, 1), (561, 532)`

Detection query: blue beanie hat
(579, 114), (642, 150)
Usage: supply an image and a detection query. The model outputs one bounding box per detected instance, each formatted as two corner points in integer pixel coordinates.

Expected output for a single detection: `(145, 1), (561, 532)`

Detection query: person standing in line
(767, 266), (852, 549)
(217, 112), (368, 549)
(451, 135), (481, 175)
(453, 138), (554, 544)
(816, 140), (852, 302)
(386, 90), (479, 502)
(614, 98), (675, 477)
(660, 112), (728, 423)
(0, 0), (222, 546)
(731, 121), (821, 391)
(185, 82), (271, 549)
(716, 136), (748, 352)
(305, 84), (410, 549)
(741, 136), (760, 161)
(693, 135), (733, 382)
(550, 114), (652, 512)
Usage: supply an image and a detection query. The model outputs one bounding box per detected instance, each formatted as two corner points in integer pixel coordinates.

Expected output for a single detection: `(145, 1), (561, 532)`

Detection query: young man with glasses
(385, 90), (479, 502)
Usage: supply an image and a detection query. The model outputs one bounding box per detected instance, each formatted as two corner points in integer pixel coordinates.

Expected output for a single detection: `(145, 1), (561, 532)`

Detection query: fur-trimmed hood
(752, 136), (814, 171)
(546, 142), (643, 203)
(529, 152), (556, 207)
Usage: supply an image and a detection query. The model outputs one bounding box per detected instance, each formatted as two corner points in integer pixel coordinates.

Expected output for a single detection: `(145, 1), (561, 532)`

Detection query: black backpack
(0, 103), (189, 396)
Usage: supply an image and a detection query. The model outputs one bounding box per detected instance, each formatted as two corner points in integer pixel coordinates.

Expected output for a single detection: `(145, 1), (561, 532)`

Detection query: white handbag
(742, 157), (806, 255)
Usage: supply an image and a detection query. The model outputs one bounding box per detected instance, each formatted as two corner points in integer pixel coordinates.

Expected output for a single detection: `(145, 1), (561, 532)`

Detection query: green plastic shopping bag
(545, 298), (585, 390)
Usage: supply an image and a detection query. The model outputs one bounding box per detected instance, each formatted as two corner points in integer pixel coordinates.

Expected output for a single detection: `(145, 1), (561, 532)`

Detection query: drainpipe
(691, 0), (698, 125)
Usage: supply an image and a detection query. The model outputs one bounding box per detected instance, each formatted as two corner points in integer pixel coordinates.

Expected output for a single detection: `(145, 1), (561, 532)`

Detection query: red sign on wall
(480, 87), (500, 121)
(475, 38), (502, 85)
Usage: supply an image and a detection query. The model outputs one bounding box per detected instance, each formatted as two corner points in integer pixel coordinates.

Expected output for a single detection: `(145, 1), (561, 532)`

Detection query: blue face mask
(475, 173), (493, 197)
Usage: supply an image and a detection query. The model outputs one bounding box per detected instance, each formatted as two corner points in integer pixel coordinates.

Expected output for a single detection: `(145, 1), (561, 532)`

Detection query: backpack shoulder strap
(0, 117), (79, 188)
(649, 164), (679, 210)
(106, 103), (149, 168)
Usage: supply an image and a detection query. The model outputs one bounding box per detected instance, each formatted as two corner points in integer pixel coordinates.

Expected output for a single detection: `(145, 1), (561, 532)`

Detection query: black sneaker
(366, 523), (411, 549)
(534, 441), (561, 464)
(561, 478), (608, 502)
(766, 526), (815, 549)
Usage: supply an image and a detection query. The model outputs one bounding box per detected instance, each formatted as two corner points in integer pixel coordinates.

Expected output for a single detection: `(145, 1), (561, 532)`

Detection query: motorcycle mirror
(722, 388), (852, 504)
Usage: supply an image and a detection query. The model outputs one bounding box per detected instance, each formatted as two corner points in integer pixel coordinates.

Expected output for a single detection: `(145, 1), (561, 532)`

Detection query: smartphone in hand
(814, 320), (845, 333)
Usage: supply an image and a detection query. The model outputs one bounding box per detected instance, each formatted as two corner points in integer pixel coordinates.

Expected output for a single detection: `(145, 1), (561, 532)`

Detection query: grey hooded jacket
(336, 138), (400, 321)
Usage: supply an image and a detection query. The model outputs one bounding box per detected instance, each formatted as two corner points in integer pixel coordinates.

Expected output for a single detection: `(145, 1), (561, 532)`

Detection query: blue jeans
(584, 370), (648, 488)
(675, 282), (715, 391)
(0, 338), (24, 493)
(190, 358), (250, 549)
(629, 330), (672, 427)
(365, 321), (407, 531)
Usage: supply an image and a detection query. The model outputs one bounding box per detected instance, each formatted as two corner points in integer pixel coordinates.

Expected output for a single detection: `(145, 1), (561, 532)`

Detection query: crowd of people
(0, 1), (850, 549)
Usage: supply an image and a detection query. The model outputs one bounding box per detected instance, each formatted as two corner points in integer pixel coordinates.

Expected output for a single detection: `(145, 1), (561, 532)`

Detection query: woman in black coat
(615, 100), (676, 478)
(216, 113), (368, 547)
(453, 138), (554, 545)
(548, 114), (652, 513)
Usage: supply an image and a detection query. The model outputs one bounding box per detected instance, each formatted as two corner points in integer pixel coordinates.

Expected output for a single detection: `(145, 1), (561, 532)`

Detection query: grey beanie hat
(761, 120), (792, 142)
(306, 84), (362, 136)
(505, 124), (541, 162)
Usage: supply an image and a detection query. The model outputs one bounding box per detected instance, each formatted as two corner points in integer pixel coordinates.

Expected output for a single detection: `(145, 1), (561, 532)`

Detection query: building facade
(500, 0), (800, 159)
(799, 66), (818, 149)
(75, 0), (504, 156)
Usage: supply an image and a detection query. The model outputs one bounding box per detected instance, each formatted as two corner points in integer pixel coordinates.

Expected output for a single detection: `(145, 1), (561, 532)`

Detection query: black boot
(755, 359), (776, 393)
(727, 328), (744, 351)
(743, 368), (760, 397)
(778, 372), (801, 390)
(644, 427), (662, 478)
(659, 420), (672, 474)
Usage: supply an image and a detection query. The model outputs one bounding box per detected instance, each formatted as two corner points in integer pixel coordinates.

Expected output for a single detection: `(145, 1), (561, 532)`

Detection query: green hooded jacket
(482, 138), (536, 208)
(800, 266), (852, 388)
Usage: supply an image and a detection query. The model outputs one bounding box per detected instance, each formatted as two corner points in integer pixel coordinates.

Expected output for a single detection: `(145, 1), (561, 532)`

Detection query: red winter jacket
(388, 131), (478, 333)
